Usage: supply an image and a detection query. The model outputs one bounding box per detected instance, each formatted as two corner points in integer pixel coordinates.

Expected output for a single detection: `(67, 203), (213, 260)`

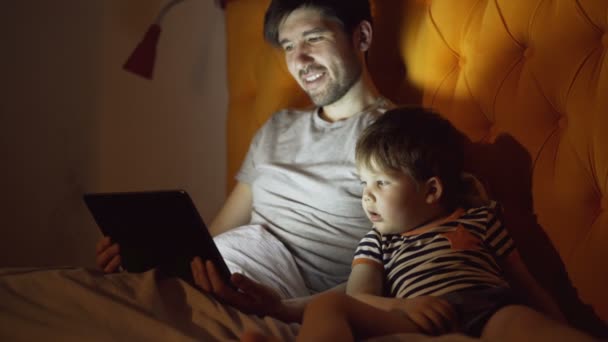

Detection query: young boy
(243, 107), (596, 342)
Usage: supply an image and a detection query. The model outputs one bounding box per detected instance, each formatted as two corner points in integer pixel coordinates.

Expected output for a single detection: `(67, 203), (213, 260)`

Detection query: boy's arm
(350, 293), (458, 334)
(279, 263), (385, 323)
(277, 282), (347, 322)
(286, 264), (457, 334)
(344, 262), (455, 333)
(346, 262), (384, 296)
(500, 249), (566, 322)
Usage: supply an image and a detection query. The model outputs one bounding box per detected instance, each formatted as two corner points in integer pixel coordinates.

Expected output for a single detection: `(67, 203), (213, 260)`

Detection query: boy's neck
(402, 207), (454, 235)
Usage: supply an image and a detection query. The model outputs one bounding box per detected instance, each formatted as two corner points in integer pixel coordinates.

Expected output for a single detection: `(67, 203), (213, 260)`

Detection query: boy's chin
(374, 224), (403, 235)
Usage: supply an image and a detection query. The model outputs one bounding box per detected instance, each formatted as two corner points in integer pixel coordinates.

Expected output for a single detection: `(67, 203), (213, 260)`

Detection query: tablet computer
(83, 190), (232, 286)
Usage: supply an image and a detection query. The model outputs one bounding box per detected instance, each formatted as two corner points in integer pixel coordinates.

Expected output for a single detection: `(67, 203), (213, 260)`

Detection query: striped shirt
(353, 202), (514, 298)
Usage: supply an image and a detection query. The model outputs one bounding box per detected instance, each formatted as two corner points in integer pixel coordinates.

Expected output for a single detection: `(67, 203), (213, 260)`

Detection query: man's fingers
(104, 255), (121, 273)
(206, 261), (230, 295)
(206, 260), (231, 294)
(95, 253), (107, 269)
(96, 243), (119, 269)
(205, 261), (255, 310)
(231, 273), (266, 297)
(190, 259), (199, 287)
(95, 236), (111, 254)
(191, 257), (211, 292)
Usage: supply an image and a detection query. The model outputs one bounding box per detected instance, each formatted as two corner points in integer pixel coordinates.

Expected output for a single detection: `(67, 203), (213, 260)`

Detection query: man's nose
(292, 45), (314, 70)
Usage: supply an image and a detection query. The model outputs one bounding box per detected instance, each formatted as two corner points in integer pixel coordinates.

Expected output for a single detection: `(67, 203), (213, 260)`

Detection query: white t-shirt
(237, 98), (392, 293)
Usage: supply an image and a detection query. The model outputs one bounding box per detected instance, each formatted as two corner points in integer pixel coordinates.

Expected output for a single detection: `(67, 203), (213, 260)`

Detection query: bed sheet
(0, 267), (476, 341)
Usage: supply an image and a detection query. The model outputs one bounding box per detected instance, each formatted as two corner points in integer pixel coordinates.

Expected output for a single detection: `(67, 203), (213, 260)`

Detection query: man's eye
(308, 36), (323, 43)
(282, 45), (293, 52)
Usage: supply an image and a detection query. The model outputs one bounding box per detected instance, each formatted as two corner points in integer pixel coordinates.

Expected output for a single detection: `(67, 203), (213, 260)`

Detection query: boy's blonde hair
(355, 107), (469, 210)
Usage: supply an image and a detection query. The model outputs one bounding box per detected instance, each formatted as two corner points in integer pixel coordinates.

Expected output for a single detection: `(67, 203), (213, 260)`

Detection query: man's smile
(303, 72), (324, 82)
(300, 65), (328, 89)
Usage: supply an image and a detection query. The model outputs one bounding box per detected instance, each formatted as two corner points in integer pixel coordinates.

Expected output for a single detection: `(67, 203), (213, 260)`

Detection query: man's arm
(208, 181), (252, 237)
(192, 259), (347, 323)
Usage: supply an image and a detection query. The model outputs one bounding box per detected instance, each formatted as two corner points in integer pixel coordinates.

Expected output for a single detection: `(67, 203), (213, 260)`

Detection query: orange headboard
(224, 0), (608, 331)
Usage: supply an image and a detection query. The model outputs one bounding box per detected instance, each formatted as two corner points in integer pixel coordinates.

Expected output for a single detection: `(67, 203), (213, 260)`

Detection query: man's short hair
(355, 106), (469, 210)
(263, 0), (372, 47)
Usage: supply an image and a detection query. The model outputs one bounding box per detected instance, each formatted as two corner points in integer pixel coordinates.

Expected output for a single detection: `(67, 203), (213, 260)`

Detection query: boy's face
(358, 165), (434, 235)
(277, 7), (363, 107)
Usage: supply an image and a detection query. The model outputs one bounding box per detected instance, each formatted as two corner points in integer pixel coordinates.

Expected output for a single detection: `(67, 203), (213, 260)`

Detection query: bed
(224, 0), (608, 336)
(2, 0), (607, 340)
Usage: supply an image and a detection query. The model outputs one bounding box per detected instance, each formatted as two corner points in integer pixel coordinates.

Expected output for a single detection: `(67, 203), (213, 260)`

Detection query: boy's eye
(282, 44), (293, 52)
(377, 180), (388, 187)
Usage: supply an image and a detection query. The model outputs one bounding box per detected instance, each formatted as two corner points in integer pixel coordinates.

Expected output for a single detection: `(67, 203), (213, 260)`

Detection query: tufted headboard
(224, 0), (608, 333)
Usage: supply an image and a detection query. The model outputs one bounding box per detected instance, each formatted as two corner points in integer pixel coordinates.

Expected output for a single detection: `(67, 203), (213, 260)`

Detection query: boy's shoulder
(464, 200), (500, 215)
(359, 228), (382, 241)
(457, 201), (504, 228)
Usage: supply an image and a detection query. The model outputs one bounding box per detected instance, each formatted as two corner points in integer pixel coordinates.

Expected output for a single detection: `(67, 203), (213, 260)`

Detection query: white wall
(0, 0), (227, 267)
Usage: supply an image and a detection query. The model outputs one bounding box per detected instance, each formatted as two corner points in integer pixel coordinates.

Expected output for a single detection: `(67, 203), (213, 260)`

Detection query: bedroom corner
(0, 0), (228, 268)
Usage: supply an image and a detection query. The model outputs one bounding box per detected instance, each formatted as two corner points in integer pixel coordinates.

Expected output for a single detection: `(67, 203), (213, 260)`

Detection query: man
(97, 0), (394, 325)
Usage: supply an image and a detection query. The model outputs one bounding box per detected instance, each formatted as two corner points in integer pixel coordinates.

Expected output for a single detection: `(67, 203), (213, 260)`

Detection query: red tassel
(123, 24), (162, 80)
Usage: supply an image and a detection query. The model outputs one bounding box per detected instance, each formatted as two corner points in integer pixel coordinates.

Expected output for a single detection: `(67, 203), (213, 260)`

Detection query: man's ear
(354, 20), (373, 51)
(424, 177), (444, 204)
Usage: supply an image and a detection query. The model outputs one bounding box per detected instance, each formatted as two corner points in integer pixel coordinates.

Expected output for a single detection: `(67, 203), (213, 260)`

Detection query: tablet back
(83, 190), (231, 285)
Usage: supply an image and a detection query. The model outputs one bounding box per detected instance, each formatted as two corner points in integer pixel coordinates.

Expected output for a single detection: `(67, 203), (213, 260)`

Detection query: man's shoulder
(362, 97), (395, 122)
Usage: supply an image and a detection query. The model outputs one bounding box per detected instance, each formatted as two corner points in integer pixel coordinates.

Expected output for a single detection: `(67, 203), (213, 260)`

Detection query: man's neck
(320, 73), (381, 123)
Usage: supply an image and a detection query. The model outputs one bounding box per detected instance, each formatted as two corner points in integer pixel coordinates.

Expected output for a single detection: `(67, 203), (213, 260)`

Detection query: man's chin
(309, 92), (338, 107)
(308, 95), (328, 107)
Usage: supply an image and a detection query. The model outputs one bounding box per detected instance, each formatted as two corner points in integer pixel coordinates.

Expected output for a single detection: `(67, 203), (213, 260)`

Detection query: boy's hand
(190, 257), (284, 318)
(95, 236), (121, 273)
(392, 296), (458, 335)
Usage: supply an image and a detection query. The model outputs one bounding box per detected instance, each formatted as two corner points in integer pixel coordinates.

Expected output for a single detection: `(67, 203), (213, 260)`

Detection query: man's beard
(306, 60), (362, 107)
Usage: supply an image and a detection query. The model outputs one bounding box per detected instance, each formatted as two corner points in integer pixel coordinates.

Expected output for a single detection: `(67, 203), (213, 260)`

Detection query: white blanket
(0, 267), (478, 341)
(0, 225), (479, 341)
(0, 267), (299, 341)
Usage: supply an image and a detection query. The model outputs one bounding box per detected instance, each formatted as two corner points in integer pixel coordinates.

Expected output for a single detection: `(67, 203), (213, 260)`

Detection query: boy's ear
(424, 177), (443, 204)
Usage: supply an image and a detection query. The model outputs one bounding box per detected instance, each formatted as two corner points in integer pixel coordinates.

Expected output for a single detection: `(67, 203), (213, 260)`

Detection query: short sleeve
(483, 201), (515, 259)
(352, 229), (383, 267)
(235, 127), (263, 185)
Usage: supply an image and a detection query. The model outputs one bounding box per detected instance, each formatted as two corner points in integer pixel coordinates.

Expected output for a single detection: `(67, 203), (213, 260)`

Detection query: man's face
(277, 7), (363, 107)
